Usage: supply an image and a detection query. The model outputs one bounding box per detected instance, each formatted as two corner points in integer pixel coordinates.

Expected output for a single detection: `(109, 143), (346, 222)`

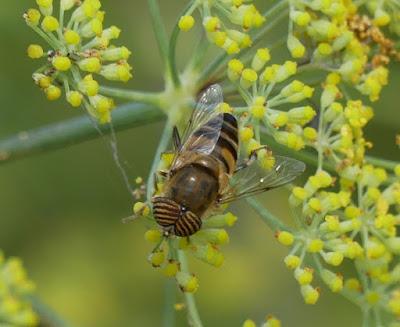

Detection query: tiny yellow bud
(240, 68), (258, 89)
(144, 229), (162, 243)
(45, 85), (61, 100)
(41, 15), (59, 32)
(326, 72), (341, 85)
(228, 59), (244, 81)
(307, 239), (324, 253)
(27, 44), (44, 59)
(303, 127), (318, 142)
(287, 34), (305, 58)
(203, 16), (220, 32)
(133, 201), (150, 216)
(276, 231), (294, 246)
(163, 260), (180, 277)
(36, 0), (52, 8)
(295, 267), (314, 285)
(323, 252), (344, 266)
(64, 30), (81, 45)
(317, 43), (333, 56)
(24, 9), (41, 26)
(301, 285), (319, 304)
(148, 250), (165, 267)
(242, 319), (256, 327)
(66, 91), (83, 107)
(178, 15), (195, 32)
(176, 272), (199, 293)
(79, 74), (99, 96)
(78, 57), (102, 73)
(284, 255), (301, 269)
(52, 56), (72, 71)
(239, 127), (254, 142)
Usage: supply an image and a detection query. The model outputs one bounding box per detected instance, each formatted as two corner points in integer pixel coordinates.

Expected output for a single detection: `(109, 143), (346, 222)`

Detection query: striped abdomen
(190, 112), (238, 175)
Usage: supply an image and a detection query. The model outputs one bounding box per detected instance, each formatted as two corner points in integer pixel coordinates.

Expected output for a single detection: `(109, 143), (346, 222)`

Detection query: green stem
(362, 309), (371, 327)
(178, 250), (203, 327)
(246, 197), (291, 231)
(365, 155), (398, 171)
(99, 86), (163, 107)
(28, 296), (72, 327)
(162, 279), (177, 327)
(147, 0), (169, 66)
(168, 1), (195, 88)
(0, 103), (164, 165)
(169, 23), (182, 87)
(146, 121), (173, 200)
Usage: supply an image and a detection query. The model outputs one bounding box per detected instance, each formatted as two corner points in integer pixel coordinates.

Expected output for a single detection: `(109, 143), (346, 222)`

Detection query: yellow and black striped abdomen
(190, 113), (238, 175)
(211, 113), (238, 175)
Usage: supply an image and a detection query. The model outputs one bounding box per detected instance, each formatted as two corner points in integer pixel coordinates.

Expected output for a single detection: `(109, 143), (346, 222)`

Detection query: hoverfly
(152, 84), (305, 237)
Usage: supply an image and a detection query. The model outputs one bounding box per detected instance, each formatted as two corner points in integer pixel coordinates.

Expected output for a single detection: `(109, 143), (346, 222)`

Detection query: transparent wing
(179, 84), (224, 155)
(219, 156), (306, 204)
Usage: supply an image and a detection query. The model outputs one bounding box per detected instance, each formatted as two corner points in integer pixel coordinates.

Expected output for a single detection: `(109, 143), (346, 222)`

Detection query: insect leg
(173, 126), (181, 150)
(234, 145), (270, 173)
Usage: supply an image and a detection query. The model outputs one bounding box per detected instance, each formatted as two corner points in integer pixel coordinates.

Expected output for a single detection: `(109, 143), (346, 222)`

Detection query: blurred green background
(0, 1), (399, 326)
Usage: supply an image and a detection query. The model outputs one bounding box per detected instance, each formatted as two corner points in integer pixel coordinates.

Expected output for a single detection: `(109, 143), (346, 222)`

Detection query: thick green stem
(178, 250), (203, 327)
(0, 103), (164, 165)
(162, 279), (176, 327)
(148, 0), (169, 66)
(99, 86), (163, 107)
(246, 197), (291, 231)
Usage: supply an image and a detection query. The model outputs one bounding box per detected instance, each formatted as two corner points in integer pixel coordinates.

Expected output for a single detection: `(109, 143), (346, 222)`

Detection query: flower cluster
(227, 51), (316, 155)
(272, 76), (400, 324)
(0, 252), (38, 326)
(287, 0), (399, 102)
(178, 0), (265, 54)
(24, 0), (133, 123)
(133, 154), (237, 294)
